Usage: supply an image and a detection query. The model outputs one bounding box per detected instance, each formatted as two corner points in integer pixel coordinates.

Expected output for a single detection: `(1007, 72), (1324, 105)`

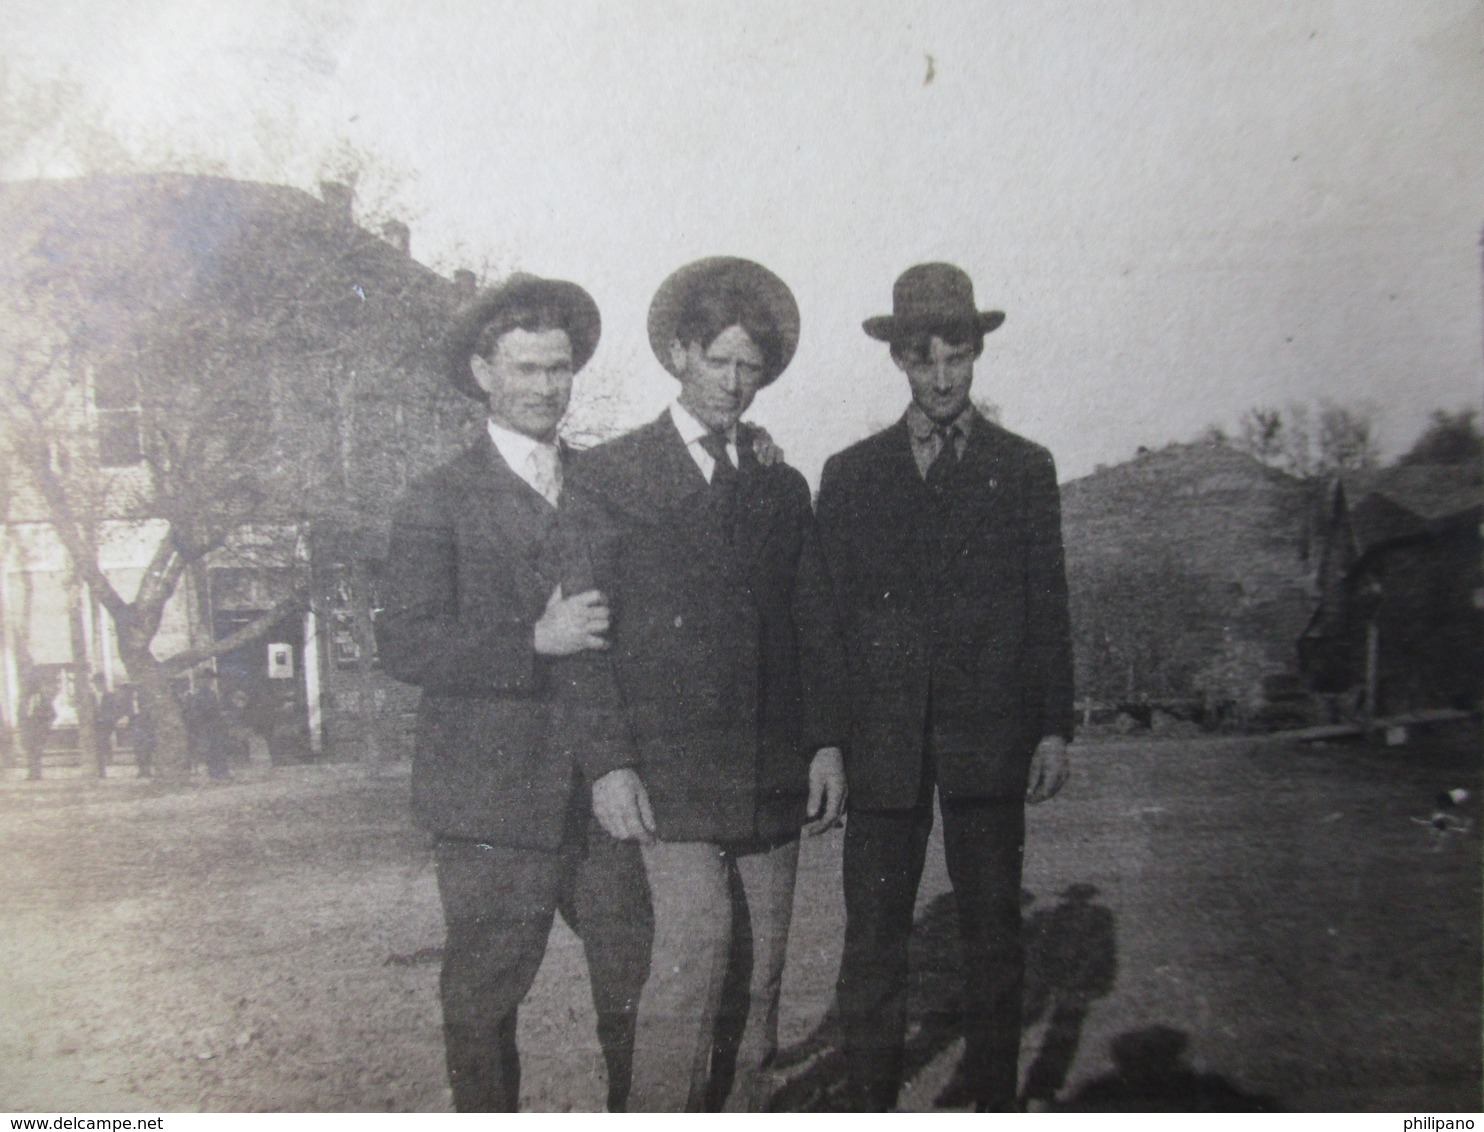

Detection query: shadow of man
(1062, 1025), (1279, 1112)
(765, 882), (1118, 1111)
(1019, 882), (1118, 1105)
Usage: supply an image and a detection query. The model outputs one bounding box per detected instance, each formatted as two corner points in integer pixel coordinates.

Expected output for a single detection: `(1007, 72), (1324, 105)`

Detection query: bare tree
(1314, 399), (1381, 476)
(0, 174), (455, 778)
(559, 346), (653, 450)
(1226, 399), (1380, 480)
(1279, 401), (1314, 479)
(1237, 406), (1285, 466)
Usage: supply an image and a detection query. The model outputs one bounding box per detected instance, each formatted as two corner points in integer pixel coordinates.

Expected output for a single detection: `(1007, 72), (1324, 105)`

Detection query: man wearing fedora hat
(375, 274), (652, 1111)
(797, 262), (1075, 1110)
(570, 257), (846, 1111)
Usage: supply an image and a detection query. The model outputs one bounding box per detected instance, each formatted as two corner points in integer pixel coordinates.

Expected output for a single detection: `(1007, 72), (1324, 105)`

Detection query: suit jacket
(797, 411), (1074, 809)
(571, 412), (814, 844)
(375, 438), (634, 850)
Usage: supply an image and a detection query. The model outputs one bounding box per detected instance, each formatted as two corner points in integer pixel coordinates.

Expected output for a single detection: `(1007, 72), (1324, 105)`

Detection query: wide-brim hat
(647, 257), (800, 386)
(862, 262), (1005, 342)
(445, 273), (601, 400)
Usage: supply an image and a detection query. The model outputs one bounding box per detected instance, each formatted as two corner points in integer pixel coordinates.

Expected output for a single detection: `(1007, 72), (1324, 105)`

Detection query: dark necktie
(699, 431), (737, 489)
(924, 423), (961, 492)
(699, 430), (739, 543)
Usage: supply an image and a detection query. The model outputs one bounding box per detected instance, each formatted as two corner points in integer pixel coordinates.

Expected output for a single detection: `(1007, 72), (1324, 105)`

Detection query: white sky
(5, 0), (1482, 483)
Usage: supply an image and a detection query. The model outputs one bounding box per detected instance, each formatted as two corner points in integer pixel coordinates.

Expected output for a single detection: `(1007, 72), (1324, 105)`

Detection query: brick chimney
(319, 181), (354, 223)
(453, 269), (477, 296)
(381, 220), (410, 254)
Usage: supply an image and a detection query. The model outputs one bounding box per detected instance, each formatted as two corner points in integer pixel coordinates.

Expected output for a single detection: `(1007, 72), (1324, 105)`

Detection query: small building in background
(1300, 466), (1484, 715)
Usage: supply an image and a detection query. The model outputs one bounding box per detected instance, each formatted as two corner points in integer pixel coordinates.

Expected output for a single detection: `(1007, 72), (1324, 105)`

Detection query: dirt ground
(0, 728), (1479, 1112)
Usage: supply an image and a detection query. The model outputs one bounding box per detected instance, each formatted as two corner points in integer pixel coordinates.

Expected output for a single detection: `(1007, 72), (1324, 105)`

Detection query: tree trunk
(120, 647), (190, 782)
(1364, 620), (1380, 721)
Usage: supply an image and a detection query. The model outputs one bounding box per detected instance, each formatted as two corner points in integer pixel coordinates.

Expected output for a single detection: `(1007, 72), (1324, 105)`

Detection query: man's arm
(1024, 446), (1075, 743)
(558, 646), (655, 841)
(795, 457), (852, 756)
(796, 457), (853, 833)
(1023, 447), (1075, 804)
(375, 484), (545, 695)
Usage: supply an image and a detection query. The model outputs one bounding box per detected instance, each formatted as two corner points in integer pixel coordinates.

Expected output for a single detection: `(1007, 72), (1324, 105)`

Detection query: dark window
(94, 368), (141, 467)
(97, 412), (142, 466)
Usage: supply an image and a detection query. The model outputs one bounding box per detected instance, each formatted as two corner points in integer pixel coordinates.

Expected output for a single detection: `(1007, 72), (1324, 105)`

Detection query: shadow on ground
(1059, 1025), (1277, 1111)
(768, 881), (1146, 1110)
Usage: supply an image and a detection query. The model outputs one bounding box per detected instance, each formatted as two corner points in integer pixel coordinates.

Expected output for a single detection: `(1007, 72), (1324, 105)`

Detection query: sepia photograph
(0, 0), (1480, 1115)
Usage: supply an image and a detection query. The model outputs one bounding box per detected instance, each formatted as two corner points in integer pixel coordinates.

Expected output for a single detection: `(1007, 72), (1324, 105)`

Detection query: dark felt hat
(647, 257), (800, 386)
(445, 273), (601, 400)
(862, 262), (1005, 343)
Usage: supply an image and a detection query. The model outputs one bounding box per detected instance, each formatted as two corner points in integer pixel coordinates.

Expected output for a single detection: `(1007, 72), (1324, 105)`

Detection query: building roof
(0, 174), (477, 542)
(1341, 465), (1484, 554)
(0, 173), (455, 351)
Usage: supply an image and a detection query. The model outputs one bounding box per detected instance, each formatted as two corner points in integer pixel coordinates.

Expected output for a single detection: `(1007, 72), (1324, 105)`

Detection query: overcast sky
(5, 0), (1482, 483)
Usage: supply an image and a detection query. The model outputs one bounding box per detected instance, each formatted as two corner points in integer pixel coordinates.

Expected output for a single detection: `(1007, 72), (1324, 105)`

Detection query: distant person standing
(92, 674), (130, 776)
(129, 690), (156, 778)
(798, 263), (1075, 1111)
(20, 671), (56, 781)
(183, 672), (231, 781)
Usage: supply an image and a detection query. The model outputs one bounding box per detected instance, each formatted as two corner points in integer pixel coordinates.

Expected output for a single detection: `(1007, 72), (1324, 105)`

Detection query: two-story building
(0, 173), (481, 768)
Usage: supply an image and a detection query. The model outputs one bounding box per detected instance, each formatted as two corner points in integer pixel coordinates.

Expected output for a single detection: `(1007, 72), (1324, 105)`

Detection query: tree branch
(10, 424), (131, 623)
(161, 585), (308, 675)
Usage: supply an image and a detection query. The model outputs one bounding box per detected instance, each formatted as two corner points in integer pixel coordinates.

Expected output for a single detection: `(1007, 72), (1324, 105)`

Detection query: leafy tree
(1191, 633), (1283, 727)
(1397, 408), (1483, 467)
(1067, 555), (1224, 704)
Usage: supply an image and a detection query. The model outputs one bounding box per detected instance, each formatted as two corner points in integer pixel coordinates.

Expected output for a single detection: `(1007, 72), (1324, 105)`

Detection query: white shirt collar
(486, 418), (561, 505)
(669, 401), (732, 445)
(669, 402), (738, 481)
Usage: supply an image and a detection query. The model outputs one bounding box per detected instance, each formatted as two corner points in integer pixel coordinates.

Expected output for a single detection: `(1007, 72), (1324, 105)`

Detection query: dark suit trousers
(434, 821), (652, 1112)
(837, 758), (1026, 1111)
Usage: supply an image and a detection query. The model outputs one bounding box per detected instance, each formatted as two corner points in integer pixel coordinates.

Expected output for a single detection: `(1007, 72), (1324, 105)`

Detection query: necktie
(924, 424), (961, 492)
(698, 431), (737, 488)
(698, 430), (739, 542)
(526, 444), (562, 507)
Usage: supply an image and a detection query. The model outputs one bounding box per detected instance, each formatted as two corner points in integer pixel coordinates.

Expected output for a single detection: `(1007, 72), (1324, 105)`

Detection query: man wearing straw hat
(572, 257), (846, 1111)
(376, 275), (652, 1112)
(797, 262), (1075, 1111)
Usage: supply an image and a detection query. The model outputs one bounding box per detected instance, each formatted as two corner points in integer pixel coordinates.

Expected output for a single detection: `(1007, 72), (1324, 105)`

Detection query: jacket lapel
(939, 414), (1011, 562)
(453, 439), (560, 597)
(734, 426), (789, 577)
(594, 413), (710, 524)
(874, 419), (935, 548)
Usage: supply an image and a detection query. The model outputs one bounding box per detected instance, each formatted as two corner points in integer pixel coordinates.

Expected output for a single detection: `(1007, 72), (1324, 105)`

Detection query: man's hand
(533, 585), (610, 656)
(803, 747), (847, 835)
(751, 427), (786, 467)
(1025, 736), (1070, 805)
(592, 768), (657, 843)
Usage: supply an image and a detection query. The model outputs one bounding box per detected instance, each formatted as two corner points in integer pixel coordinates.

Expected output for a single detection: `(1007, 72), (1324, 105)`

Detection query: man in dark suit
(797, 262), (1075, 1111)
(375, 276), (652, 1112)
(572, 258), (846, 1111)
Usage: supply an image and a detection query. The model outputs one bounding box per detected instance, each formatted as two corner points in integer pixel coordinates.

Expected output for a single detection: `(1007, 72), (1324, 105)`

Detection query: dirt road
(1, 731), (1477, 1111)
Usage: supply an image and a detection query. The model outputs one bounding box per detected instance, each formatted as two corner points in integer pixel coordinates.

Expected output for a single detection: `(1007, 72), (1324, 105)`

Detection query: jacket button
(674, 615), (683, 628)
